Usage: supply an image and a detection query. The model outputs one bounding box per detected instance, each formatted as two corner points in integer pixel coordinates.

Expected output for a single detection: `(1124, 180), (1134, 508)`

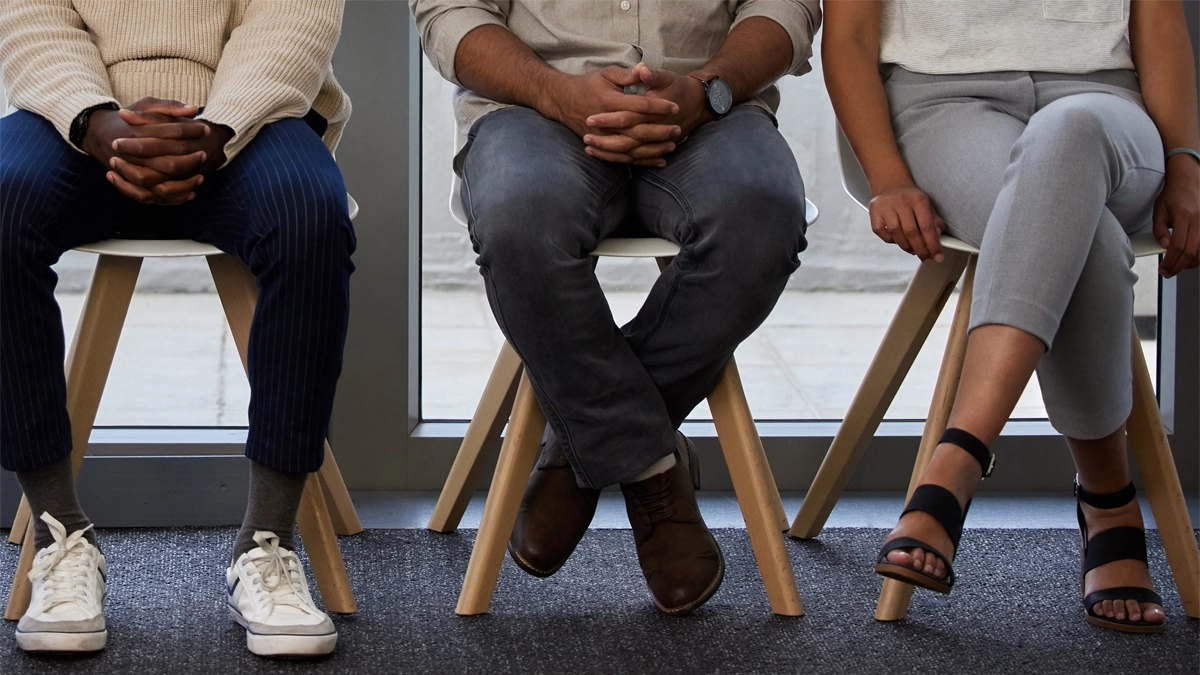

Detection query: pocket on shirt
(1042, 0), (1126, 23)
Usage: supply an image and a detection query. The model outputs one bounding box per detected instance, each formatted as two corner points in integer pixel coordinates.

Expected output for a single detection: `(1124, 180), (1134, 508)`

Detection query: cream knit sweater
(0, 0), (351, 163)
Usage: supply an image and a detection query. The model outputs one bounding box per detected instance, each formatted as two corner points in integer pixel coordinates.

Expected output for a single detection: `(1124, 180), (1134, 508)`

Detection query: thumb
(137, 98), (200, 118)
(638, 65), (675, 92)
(1153, 200), (1171, 249)
(605, 64), (643, 88)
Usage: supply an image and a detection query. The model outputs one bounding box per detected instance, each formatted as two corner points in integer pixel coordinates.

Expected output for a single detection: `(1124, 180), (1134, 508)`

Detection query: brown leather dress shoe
(621, 433), (724, 615)
(508, 428), (601, 577)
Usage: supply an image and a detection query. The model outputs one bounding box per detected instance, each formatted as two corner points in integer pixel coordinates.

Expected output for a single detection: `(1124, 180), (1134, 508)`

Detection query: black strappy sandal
(1076, 479), (1165, 633)
(874, 428), (994, 595)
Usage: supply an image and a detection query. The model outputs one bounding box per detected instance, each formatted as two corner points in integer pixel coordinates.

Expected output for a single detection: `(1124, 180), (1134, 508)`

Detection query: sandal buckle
(982, 454), (995, 479)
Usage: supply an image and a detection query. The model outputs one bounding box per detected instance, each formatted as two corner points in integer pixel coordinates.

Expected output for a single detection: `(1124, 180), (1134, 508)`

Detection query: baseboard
(1, 456), (249, 528)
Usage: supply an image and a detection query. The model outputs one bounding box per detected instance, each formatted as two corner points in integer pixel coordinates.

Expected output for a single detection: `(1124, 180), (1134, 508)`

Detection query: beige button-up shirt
(411, 0), (821, 153)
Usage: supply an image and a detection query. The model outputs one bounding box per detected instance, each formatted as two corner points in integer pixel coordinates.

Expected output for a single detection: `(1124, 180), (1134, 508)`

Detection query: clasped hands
(547, 63), (711, 168)
(82, 97), (234, 206)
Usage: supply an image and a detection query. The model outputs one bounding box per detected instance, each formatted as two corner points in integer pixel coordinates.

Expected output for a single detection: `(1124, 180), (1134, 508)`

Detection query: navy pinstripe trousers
(1, 111), (355, 474)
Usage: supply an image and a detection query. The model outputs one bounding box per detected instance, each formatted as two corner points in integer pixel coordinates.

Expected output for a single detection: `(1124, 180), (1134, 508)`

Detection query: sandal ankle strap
(940, 428), (994, 479)
(1074, 479), (1136, 510)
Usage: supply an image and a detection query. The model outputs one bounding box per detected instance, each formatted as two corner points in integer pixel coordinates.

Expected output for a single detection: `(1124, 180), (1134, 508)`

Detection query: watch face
(708, 78), (733, 116)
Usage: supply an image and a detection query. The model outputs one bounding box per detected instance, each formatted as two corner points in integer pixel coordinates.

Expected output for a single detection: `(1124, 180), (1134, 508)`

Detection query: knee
(1022, 98), (1109, 151)
(468, 175), (595, 266)
(693, 175), (808, 277)
(257, 174), (355, 270)
(0, 164), (53, 269)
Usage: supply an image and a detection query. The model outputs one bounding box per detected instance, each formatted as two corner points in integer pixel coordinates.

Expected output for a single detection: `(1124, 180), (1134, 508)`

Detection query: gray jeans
(886, 68), (1166, 439)
(460, 106), (807, 488)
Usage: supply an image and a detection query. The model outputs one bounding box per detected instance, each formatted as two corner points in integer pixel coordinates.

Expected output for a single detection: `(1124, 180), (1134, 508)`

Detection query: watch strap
(69, 102), (119, 150)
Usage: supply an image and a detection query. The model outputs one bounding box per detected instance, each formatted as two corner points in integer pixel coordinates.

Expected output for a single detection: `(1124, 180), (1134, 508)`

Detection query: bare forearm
(454, 24), (563, 116)
(1131, 0), (1200, 164)
(822, 0), (913, 193)
(697, 17), (792, 103)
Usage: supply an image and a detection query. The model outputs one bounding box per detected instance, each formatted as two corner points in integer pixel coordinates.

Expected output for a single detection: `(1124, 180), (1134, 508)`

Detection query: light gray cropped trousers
(885, 68), (1166, 440)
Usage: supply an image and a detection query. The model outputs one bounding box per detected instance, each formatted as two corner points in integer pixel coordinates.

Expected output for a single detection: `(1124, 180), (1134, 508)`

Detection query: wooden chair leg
(456, 372), (546, 616)
(1126, 326), (1200, 618)
(791, 252), (970, 539)
(428, 342), (523, 533)
(317, 441), (363, 536)
(4, 522), (36, 621)
(6, 255), (142, 620)
(876, 257), (976, 622)
(709, 357), (804, 616)
(296, 474), (357, 614)
(207, 253), (363, 534)
(8, 498), (30, 545)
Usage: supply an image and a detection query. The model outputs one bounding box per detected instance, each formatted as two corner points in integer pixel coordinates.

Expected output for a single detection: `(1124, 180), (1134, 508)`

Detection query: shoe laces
(241, 531), (322, 618)
(635, 477), (677, 525)
(28, 513), (100, 613)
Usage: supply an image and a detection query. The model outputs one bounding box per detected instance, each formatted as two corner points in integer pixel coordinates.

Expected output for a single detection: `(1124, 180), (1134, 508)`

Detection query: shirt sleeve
(732, 0), (822, 76)
(0, 0), (118, 149)
(410, 0), (509, 86)
(195, 0), (345, 165)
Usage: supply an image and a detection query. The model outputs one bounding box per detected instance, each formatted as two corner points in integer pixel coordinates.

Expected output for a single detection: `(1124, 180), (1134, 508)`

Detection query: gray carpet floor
(1, 528), (1196, 674)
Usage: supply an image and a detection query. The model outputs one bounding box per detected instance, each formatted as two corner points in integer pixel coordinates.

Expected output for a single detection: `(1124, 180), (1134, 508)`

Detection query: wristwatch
(690, 74), (733, 120)
(69, 102), (119, 150)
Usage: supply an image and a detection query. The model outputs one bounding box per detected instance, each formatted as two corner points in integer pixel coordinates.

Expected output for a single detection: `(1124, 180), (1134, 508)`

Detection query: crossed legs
(881, 85), (1167, 625)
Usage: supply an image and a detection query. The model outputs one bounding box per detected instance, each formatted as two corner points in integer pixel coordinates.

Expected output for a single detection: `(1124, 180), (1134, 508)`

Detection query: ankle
(919, 444), (984, 506)
(624, 452), (676, 485)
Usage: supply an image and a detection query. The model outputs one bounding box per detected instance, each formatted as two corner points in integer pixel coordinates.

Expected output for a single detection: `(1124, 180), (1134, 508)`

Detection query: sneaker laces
(242, 531), (323, 618)
(28, 513), (100, 613)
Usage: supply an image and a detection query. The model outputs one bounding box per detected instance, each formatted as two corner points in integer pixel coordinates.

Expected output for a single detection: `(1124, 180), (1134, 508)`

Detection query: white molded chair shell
(835, 125), (1165, 259)
(71, 194), (359, 258)
(449, 145), (818, 259)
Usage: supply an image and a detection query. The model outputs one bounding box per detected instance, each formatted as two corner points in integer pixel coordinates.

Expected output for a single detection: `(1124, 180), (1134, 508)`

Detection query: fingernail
(200, 152), (208, 162)
(935, 254), (944, 263)
(187, 194), (196, 201)
(196, 176), (204, 185)
(106, 172), (114, 183)
(583, 135), (593, 143)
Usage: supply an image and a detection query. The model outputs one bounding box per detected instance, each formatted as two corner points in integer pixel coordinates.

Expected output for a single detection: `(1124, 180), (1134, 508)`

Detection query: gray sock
(16, 458), (96, 550)
(231, 461), (309, 564)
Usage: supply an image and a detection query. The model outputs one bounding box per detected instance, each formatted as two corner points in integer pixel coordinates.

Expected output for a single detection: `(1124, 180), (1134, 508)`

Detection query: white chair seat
(941, 230), (1164, 258)
(72, 195), (360, 258)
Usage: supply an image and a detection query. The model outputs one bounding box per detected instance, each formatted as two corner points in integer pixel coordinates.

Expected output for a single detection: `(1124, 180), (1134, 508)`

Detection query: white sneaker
(226, 531), (337, 657)
(15, 513), (107, 653)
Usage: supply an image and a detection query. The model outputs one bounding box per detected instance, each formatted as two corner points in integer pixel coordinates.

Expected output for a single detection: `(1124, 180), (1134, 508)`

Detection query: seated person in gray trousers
(410, 0), (820, 614)
(825, 0), (1199, 632)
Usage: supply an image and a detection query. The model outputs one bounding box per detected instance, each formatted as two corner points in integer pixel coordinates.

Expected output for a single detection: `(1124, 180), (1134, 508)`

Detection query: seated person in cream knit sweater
(0, 0), (354, 658)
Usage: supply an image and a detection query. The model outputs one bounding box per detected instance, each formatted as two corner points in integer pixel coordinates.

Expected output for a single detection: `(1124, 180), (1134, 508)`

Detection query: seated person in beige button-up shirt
(411, 0), (820, 615)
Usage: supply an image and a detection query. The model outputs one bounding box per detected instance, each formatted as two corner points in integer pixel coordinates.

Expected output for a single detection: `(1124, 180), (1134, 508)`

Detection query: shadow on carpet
(1, 528), (1196, 674)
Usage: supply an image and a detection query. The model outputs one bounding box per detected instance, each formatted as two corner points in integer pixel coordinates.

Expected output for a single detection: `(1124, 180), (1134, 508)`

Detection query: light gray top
(410, 0), (821, 154)
(879, 0), (1134, 75)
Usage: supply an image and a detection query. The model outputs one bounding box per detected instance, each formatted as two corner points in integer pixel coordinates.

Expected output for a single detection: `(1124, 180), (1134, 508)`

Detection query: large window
(53, 253), (250, 427)
(419, 35), (1159, 424)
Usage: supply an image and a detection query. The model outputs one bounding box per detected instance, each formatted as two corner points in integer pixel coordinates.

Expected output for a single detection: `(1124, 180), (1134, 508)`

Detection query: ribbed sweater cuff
(194, 105), (258, 165)
(42, 92), (120, 152)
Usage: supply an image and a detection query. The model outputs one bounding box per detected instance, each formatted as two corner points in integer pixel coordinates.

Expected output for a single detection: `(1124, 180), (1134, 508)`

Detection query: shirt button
(620, 0), (631, 9)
